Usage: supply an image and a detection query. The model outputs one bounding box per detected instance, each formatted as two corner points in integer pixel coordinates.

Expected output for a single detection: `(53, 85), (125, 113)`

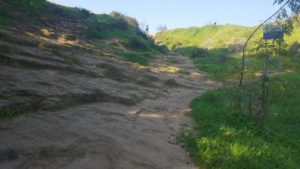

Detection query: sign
(263, 24), (284, 40)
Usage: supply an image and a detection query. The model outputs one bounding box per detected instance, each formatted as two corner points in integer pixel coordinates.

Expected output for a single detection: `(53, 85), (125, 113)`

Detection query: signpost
(259, 24), (284, 119)
(263, 24), (284, 40)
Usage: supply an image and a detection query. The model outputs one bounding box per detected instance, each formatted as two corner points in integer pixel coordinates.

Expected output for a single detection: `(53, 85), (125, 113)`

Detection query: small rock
(168, 135), (178, 145)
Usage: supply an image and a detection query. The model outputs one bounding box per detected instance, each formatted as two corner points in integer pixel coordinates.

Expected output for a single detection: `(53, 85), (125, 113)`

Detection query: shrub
(125, 37), (148, 50)
(288, 41), (300, 57)
(110, 11), (139, 28)
(75, 7), (93, 18)
(85, 14), (129, 39)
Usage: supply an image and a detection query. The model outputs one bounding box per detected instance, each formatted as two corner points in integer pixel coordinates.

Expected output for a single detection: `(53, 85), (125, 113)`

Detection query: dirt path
(0, 54), (217, 169)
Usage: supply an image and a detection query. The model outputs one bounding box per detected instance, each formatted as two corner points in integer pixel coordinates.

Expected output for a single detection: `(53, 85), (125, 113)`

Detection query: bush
(110, 11), (139, 28)
(75, 7), (93, 18)
(125, 37), (148, 50)
(288, 41), (300, 57)
(85, 14), (129, 39)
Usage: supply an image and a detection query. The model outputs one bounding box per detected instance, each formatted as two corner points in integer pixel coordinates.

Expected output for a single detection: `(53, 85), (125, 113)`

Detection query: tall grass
(181, 73), (300, 169)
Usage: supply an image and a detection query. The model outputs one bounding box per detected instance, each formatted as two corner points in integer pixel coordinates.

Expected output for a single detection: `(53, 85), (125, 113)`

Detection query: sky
(48, 0), (281, 32)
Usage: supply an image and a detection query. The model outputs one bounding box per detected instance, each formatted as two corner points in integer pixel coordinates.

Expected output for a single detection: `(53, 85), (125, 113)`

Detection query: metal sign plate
(263, 24), (284, 40)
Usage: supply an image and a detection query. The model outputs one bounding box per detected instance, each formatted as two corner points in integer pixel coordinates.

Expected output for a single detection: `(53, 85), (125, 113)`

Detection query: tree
(275, 0), (300, 14)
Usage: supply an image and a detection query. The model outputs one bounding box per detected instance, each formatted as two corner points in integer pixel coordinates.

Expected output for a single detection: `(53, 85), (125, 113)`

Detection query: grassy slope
(0, 0), (165, 66)
(182, 73), (300, 169)
(156, 24), (300, 80)
(156, 24), (300, 50)
(157, 23), (300, 169)
(0, 0), (166, 118)
(156, 25), (254, 49)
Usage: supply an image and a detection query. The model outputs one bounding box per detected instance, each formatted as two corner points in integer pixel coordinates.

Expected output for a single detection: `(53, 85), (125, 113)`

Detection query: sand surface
(0, 53), (217, 169)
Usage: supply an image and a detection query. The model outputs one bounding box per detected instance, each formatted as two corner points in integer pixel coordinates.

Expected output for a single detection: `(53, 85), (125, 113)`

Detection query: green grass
(156, 24), (300, 80)
(84, 12), (163, 54)
(184, 48), (240, 80)
(118, 51), (150, 66)
(156, 24), (256, 49)
(84, 14), (129, 39)
(1, 1), (165, 67)
(181, 72), (300, 169)
(155, 25), (257, 80)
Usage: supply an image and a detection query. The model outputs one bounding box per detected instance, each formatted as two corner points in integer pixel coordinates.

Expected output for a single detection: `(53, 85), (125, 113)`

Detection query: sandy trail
(0, 54), (217, 169)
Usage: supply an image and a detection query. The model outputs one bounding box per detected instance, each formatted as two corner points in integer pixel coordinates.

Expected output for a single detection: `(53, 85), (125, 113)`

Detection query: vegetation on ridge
(156, 24), (300, 80)
(155, 2), (300, 168)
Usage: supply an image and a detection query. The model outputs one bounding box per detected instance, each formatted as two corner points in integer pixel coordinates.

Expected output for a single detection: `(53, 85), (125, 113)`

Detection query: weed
(0, 106), (28, 118)
(125, 37), (148, 50)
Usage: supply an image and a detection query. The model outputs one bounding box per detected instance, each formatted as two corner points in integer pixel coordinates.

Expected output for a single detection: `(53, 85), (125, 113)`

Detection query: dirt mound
(0, 4), (217, 167)
(0, 27), (217, 168)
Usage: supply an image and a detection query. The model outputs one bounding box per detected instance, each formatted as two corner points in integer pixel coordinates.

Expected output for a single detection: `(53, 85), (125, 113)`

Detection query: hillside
(156, 23), (300, 169)
(1, 1), (300, 169)
(156, 24), (300, 80)
(156, 24), (300, 49)
(0, 1), (220, 169)
(0, 0), (166, 117)
(156, 24), (252, 49)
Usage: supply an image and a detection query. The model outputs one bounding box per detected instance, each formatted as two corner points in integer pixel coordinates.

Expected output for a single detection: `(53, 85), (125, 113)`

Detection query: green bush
(84, 14), (129, 39)
(75, 7), (93, 18)
(110, 11), (139, 28)
(125, 37), (149, 50)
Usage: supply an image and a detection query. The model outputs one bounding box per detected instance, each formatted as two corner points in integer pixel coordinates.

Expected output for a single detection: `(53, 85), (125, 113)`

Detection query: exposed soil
(0, 27), (218, 169)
